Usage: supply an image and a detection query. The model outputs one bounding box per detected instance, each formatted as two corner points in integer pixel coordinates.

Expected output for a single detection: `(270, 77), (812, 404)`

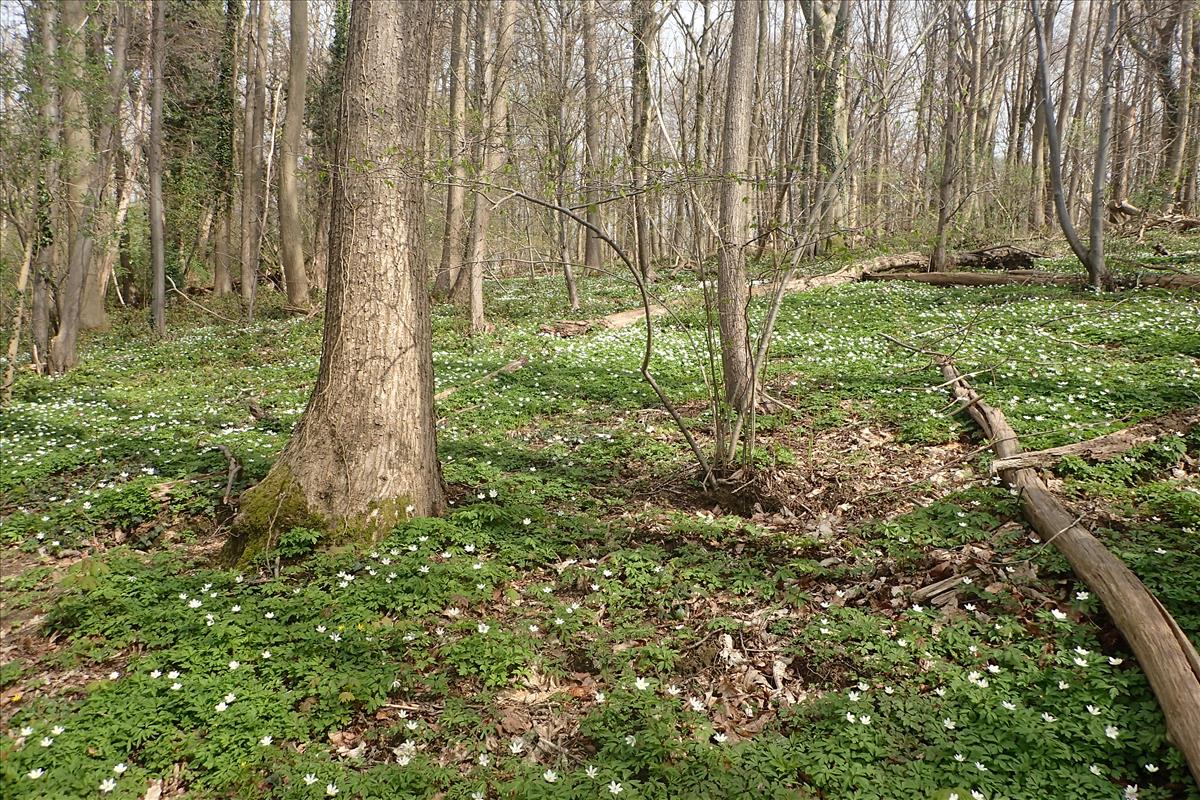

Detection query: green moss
(222, 465), (325, 565)
(222, 466), (416, 566)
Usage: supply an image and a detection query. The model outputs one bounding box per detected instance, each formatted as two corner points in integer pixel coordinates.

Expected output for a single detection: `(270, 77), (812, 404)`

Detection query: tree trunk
(931, 4), (961, 272)
(228, 0), (443, 563)
(629, 0), (654, 282)
(48, 0), (96, 373)
(149, 0), (166, 336)
(582, 0), (603, 276)
(457, 0), (517, 335)
(800, 0), (852, 245)
(716, 0), (758, 418)
(279, 0), (309, 309)
(240, 0), (269, 314)
(434, 0), (469, 300)
(214, 0), (241, 297)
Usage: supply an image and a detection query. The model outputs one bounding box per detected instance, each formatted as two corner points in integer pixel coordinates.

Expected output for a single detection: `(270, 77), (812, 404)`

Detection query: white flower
(477, 623), (490, 634)
(594, 691), (606, 703)
(667, 684), (681, 696)
(522, 518), (531, 526)
(586, 765), (599, 779)
(608, 781), (623, 794)
(1051, 609), (1067, 621)
(543, 770), (558, 783)
(954, 753), (965, 762)
(625, 735), (637, 746)
(50, 726), (64, 735)
(113, 763), (127, 775)
(261, 650), (271, 659)
(1001, 701), (1016, 711)
(228, 660), (240, 670)
(264, 612), (275, 619)
(509, 737), (525, 754)
(1105, 725), (1120, 739)
(100, 777), (117, 792)
(231, 605), (241, 612)
(27, 768), (44, 779)
(188, 599), (202, 609)
(859, 715), (871, 726)
(150, 670), (162, 679)
(224, 693), (236, 703)
(326, 783), (339, 796)
(528, 624), (540, 633)
(845, 712), (857, 723)
(1076, 591), (1089, 601)
(109, 671), (120, 680)
(478, 753), (490, 766)
(171, 682), (182, 691)
(1090, 764), (1103, 776)
(1109, 657), (1124, 666)
(303, 774), (318, 785)
(259, 735), (273, 746)
(19, 726), (32, 736)
(714, 732), (728, 742)
(39, 737), (53, 747)
(1042, 713), (1056, 723)
(215, 702), (228, 712)
(1145, 764), (1159, 773)
(689, 697), (704, 711)
(634, 677), (650, 691)
(975, 761), (988, 771)
(167, 671), (179, 679)
(935, 687), (946, 697)
(848, 691), (860, 702)
(943, 718), (956, 730)
(1087, 704), (1102, 716)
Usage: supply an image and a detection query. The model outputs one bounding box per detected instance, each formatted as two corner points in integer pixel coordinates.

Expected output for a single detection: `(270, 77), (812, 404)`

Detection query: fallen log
(865, 269), (1200, 290)
(928, 358), (1200, 785)
(991, 407), (1200, 472)
(434, 356), (529, 402)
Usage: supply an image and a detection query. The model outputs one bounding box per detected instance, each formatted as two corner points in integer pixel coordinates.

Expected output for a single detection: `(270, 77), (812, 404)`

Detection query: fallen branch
(922, 354), (1200, 784)
(434, 356), (529, 402)
(214, 444), (242, 506)
(991, 407), (1200, 472)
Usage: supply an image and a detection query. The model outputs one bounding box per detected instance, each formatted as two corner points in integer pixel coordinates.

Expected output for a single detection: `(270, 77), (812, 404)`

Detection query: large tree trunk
(279, 0), (309, 309)
(228, 0), (443, 563)
(48, 0), (96, 373)
(149, 0), (166, 336)
(582, 0), (603, 276)
(434, 0), (469, 300)
(716, 0), (757, 417)
(800, 0), (852, 245)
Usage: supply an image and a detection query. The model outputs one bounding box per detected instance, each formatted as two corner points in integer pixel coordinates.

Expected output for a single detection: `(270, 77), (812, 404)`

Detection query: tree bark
(931, 4), (962, 272)
(434, 0), (469, 300)
(279, 0), (309, 309)
(582, 0), (603, 276)
(800, 0), (852, 245)
(629, 0), (654, 282)
(48, 0), (96, 373)
(240, 0), (269, 314)
(456, 0), (517, 335)
(716, 0), (758, 416)
(213, 0), (241, 297)
(931, 361), (1200, 787)
(228, 0), (443, 562)
(149, 0), (166, 336)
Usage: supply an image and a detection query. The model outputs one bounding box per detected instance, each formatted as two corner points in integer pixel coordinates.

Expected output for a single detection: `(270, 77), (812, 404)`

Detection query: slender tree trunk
(149, 0), (166, 336)
(457, 0), (517, 334)
(435, 0), (469, 299)
(931, 4), (961, 272)
(214, 0), (241, 297)
(229, 0), (443, 559)
(240, 0), (269, 314)
(48, 0), (96, 373)
(582, 0), (603, 275)
(716, 0), (757, 417)
(629, 0), (654, 282)
(279, 0), (309, 309)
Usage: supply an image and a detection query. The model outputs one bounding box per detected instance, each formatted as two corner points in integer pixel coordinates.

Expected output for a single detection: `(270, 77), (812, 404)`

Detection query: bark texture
(716, 0), (757, 414)
(279, 0), (309, 309)
(434, 0), (469, 300)
(228, 0), (443, 563)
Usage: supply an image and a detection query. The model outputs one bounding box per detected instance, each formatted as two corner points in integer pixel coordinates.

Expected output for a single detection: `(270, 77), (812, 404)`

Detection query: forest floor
(2, 242), (1199, 800)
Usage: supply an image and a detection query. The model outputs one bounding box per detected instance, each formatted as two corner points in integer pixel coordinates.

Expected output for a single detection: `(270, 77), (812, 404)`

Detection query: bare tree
(582, 0), (603, 276)
(435, 0), (469, 300)
(629, 0), (654, 281)
(239, 0), (269, 314)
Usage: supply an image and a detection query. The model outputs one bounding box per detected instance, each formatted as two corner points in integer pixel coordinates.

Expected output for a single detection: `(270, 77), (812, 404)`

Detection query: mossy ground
(1, 246), (1198, 800)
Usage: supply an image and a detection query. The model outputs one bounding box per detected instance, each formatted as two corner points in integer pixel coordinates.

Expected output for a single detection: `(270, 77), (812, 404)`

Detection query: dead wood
(928, 358), (1200, 785)
(214, 444), (242, 506)
(434, 355), (529, 402)
(991, 407), (1200, 472)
